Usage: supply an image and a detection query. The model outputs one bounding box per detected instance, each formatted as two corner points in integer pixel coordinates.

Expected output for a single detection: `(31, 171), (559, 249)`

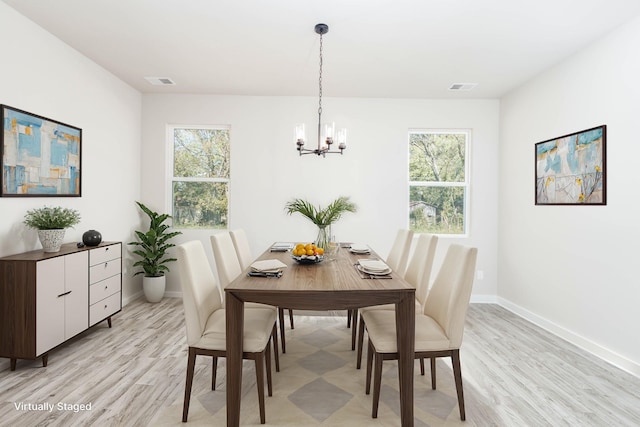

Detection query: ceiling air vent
(144, 77), (176, 86)
(449, 83), (477, 91)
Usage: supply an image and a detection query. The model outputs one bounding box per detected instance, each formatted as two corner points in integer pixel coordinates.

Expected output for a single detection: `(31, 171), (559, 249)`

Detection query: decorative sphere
(82, 230), (102, 246)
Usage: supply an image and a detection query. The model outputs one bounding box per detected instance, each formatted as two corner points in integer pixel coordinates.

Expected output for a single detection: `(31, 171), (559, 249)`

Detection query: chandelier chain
(318, 32), (323, 117)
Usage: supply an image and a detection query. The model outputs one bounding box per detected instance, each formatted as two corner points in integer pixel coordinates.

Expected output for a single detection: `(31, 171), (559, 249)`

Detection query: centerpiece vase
(315, 225), (331, 251)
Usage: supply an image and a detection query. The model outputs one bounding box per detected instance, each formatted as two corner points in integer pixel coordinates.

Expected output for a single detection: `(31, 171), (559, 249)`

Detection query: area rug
(154, 315), (489, 426)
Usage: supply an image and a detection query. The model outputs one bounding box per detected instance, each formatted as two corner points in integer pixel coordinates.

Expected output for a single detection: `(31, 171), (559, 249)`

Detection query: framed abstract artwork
(1, 105), (81, 197)
(535, 125), (606, 205)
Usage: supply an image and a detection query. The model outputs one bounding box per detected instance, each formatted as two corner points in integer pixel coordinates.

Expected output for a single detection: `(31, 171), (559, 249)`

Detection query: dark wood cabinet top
(0, 242), (120, 262)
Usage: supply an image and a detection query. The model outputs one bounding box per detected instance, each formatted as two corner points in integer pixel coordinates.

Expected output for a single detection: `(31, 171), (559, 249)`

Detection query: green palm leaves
(285, 196), (357, 227)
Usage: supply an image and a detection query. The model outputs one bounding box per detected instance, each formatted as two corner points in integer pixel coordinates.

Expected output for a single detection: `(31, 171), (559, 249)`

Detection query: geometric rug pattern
(155, 315), (488, 426)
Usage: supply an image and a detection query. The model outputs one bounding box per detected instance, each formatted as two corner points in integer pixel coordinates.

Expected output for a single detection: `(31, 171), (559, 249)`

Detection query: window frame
(166, 124), (231, 230)
(408, 128), (471, 237)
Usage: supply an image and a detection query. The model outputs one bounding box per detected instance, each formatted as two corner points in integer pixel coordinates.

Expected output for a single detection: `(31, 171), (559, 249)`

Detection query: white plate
(350, 243), (370, 252)
(350, 248), (371, 254)
(358, 259), (390, 272)
(357, 264), (392, 276)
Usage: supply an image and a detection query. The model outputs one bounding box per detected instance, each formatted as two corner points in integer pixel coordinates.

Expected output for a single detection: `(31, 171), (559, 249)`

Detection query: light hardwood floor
(1, 298), (639, 426)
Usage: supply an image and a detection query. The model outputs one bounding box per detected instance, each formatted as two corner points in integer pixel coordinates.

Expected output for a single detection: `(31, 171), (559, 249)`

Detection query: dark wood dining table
(225, 244), (416, 426)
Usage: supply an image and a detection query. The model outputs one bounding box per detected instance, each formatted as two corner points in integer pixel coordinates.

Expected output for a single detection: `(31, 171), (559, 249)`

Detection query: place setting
(354, 258), (393, 279)
(348, 243), (371, 255)
(247, 259), (287, 278)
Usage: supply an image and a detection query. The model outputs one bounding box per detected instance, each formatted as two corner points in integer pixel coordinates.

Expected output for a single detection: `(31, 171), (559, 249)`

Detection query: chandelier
(295, 23), (347, 157)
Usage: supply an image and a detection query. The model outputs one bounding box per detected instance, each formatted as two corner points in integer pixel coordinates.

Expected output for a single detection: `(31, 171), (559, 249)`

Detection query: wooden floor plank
(0, 298), (639, 426)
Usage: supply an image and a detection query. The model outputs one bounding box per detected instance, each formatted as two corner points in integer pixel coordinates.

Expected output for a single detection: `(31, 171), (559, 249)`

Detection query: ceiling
(4, 0), (640, 99)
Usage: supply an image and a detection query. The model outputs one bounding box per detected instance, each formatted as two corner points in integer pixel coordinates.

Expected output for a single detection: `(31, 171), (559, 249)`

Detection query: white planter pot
(143, 275), (166, 303)
(38, 229), (66, 252)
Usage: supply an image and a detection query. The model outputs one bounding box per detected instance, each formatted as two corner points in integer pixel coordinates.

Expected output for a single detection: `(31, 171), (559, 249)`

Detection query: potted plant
(128, 201), (182, 303)
(23, 206), (81, 252)
(285, 196), (357, 251)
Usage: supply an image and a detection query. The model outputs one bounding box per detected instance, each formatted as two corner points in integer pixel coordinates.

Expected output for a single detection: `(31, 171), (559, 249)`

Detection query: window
(409, 130), (469, 235)
(169, 126), (230, 229)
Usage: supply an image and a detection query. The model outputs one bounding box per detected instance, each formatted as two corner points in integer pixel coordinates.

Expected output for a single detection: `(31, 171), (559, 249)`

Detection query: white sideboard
(0, 242), (122, 371)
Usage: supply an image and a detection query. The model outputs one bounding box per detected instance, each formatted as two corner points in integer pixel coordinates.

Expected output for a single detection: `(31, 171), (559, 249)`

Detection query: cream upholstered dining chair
(229, 229), (295, 349)
(177, 240), (279, 424)
(355, 233), (438, 369)
(385, 229), (415, 278)
(347, 229), (415, 345)
(210, 232), (244, 289)
(229, 228), (254, 271)
(363, 244), (477, 421)
(211, 232), (285, 360)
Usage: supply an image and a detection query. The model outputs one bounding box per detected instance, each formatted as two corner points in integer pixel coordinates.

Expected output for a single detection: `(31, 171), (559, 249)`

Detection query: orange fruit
(316, 248), (324, 255)
(306, 248), (314, 256)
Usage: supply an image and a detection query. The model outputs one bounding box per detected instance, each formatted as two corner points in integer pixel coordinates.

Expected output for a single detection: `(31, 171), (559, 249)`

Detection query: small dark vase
(82, 230), (102, 246)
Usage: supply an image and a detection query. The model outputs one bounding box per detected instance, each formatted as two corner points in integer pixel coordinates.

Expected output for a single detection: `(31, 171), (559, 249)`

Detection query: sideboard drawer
(90, 292), (121, 326)
(89, 275), (121, 305)
(90, 259), (121, 284)
(90, 244), (121, 266)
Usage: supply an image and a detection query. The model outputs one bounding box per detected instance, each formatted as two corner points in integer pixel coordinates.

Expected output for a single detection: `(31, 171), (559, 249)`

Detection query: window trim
(408, 128), (471, 237)
(166, 124), (231, 229)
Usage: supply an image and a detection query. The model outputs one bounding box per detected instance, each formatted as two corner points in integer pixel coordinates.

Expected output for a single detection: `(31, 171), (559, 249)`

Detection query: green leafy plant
(23, 206), (81, 230)
(285, 196), (357, 227)
(128, 201), (182, 277)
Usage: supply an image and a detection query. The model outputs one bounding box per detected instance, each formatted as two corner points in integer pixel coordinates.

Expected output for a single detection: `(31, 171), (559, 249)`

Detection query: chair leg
(271, 323), (280, 372)
(182, 347), (197, 422)
(351, 309), (358, 350)
(265, 341), (273, 397)
(365, 339), (374, 395)
(288, 308), (294, 329)
(451, 350), (466, 421)
(420, 357), (425, 376)
(372, 351), (383, 418)
(278, 307), (286, 354)
(212, 356), (218, 390)
(356, 314), (366, 369)
(255, 353), (266, 424)
(430, 357), (437, 390)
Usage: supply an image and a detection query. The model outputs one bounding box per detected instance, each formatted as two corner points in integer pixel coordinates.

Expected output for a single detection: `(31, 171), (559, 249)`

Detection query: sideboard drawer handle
(57, 291), (72, 298)
(104, 262), (108, 268)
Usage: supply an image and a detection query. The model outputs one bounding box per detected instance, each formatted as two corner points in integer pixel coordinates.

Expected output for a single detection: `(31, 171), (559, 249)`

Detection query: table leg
(396, 293), (415, 427)
(226, 291), (244, 427)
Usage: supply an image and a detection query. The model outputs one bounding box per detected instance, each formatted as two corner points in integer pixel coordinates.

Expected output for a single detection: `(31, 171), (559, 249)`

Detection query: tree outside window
(170, 126), (229, 229)
(409, 130), (469, 235)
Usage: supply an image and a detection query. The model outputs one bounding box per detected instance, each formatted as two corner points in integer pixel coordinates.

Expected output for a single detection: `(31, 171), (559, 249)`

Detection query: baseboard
(122, 291), (143, 306)
(497, 297), (640, 378)
(470, 294), (498, 304)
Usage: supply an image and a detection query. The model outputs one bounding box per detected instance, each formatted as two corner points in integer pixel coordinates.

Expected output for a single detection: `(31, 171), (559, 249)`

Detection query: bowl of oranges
(291, 243), (325, 264)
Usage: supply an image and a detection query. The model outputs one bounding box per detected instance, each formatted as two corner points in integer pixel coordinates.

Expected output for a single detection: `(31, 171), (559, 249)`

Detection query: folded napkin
(250, 259), (288, 273)
(358, 259), (390, 272)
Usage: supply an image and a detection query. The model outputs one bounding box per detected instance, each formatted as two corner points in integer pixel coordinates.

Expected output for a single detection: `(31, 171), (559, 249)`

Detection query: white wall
(499, 15), (640, 374)
(142, 94), (499, 299)
(0, 3), (142, 300)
